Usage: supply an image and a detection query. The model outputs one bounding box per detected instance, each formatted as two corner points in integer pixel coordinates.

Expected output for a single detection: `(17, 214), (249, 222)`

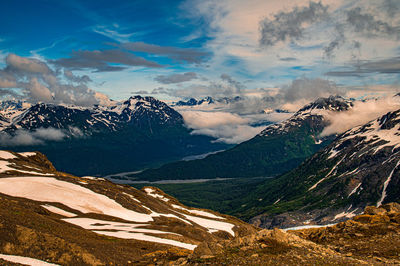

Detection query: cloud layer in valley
(0, 128), (66, 146)
(179, 110), (268, 144)
(321, 96), (400, 136)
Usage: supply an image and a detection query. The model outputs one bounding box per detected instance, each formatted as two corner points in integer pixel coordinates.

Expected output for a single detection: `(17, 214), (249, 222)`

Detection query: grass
(131, 177), (271, 219)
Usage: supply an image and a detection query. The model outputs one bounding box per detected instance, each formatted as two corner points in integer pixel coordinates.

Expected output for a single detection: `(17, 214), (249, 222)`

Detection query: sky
(0, 0), (400, 143)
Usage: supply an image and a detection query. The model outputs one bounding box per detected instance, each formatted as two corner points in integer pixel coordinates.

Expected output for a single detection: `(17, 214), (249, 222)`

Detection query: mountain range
(174, 96), (243, 107)
(0, 96), (229, 176)
(133, 96), (352, 181)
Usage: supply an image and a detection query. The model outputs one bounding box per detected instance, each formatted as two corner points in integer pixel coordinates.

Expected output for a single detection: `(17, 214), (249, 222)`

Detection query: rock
(191, 242), (223, 259)
(364, 206), (387, 216)
(381, 203), (400, 213)
(390, 213), (400, 224)
(171, 258), (187, 265)
(200, 255), (215, 259)
(353, 214), (390, 224)
(251, 254), (259, 258)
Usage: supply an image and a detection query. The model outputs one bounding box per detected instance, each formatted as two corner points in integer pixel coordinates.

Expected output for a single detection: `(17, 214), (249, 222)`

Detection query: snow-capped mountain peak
(259, 96), (352, 137)
(296, 95), (353, 114)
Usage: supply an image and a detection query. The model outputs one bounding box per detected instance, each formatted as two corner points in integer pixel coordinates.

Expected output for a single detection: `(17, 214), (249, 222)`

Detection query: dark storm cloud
(64, 70), (92, 83)
(154, 72), (197, 84)
(259, 1), (400, 58)
(151, 87), (170, 94)
(280, 77), (343, 103)
(132, 90), (149, 95)
(120, 42), (209, 64)
(220, 73), (245, 91)
(326, 57), (400, 76)
(259, 1), (328, 47)
(0, 89), (21, 98)
(279, 57), (297, 61)
(52, 50), (162, 72)
(382, 0), (400, 18)
(346, 7), (400, 39)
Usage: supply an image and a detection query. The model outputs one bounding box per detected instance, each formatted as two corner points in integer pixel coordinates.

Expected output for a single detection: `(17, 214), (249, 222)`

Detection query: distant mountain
(175, 96), (214, 106)
(0, 96), (229, 176)
(133, 96), (353, 181)
(174, 96), (243, 106)
(0, 96), (183, 133)
(0, 150), (255, 264)
(241, 108), (400, 229)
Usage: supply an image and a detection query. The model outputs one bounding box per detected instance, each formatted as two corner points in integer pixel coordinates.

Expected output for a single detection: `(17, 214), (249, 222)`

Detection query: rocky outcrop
(167, 203), (400, 265)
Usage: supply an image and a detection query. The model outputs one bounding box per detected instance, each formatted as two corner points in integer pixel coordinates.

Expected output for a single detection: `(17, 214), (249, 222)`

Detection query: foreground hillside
(183, 203), (400, 265)
(0, 150), (255, 265)
(134, 96), (351, 181)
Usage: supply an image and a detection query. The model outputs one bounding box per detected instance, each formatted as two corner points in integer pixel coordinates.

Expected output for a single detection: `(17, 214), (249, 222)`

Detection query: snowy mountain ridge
(0, 95), (182, 135)
(259, 95), (353, 137)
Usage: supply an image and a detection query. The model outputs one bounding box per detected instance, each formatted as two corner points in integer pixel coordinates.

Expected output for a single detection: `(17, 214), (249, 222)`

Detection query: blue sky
(0, 0), (399, 106)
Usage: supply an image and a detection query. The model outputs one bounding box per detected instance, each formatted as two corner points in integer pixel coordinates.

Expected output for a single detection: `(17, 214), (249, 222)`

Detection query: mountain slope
(187, 203), (400, 265)
(0, 150), (255, 265)
(134, 96), (352, 181)
(0, 96), (229, 176)
(238, 109), (400, 228)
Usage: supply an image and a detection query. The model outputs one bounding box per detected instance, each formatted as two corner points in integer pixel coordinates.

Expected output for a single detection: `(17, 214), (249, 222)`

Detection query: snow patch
(377, 159), (400, 207)
(0, 253), (59, 266)
(92, 230), (196, 250)
(181, 214), (235, 236)
(0, 177), (154, 222)
(283, 224), (336, 231)
(0, 151), (16, 160)
(41, 204), (77, 217)
(171, 204), (224, 219)
(63, 217), (181, 236)
(334, 208), (359, 220)
(122, 192), (141, 203)
(81, 176), (96, 180)
(144, 187), (170, 202)
(309, 156), (345, 191)
(348, 183), (362, 197)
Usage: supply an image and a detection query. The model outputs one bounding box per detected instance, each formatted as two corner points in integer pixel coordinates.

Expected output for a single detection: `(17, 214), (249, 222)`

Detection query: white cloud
(0, 128), (66, 146)
(179, 109), (290, 144)
(180, 110), (247, 128)
(0, 54), (107, 106)
(6, 53), (51, 74)
(321, 96), (400, 136)
(29, 77), (53, 102)
(191, 124), (265, 144)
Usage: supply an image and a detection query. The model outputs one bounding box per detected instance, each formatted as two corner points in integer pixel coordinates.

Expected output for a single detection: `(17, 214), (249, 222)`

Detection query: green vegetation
(131, 177), (270, 219)
(134, 121), (333, 182)
(131, 152), (346, 223)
